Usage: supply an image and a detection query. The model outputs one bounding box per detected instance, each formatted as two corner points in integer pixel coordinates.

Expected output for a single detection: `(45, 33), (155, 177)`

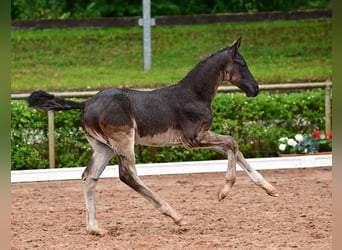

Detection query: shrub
(211, 89), (328, 157)
(11, 89), (329, 170)
(11, 0), (331, 20)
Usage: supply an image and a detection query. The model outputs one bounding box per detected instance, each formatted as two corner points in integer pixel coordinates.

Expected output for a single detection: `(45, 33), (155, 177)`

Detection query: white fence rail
(11, 154), (332, 183)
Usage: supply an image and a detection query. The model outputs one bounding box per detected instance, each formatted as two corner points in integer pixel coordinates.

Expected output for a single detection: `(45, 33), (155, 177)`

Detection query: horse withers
(27, 37), (278, 235)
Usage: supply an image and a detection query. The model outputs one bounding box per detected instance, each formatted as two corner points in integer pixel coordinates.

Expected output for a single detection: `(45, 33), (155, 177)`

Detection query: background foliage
(11, 0), (331, 20)
(11, 89), (328, 170)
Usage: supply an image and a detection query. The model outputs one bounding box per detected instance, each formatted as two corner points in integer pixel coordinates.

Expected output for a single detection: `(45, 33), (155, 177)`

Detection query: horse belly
(135, 129), (183, 147)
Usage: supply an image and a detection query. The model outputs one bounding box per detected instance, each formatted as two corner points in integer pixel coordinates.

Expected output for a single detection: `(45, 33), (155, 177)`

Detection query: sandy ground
(11, 167), (332, 250)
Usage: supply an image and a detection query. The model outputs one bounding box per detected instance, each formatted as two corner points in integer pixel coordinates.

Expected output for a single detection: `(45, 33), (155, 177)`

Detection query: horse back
(81, 87), (212, 145)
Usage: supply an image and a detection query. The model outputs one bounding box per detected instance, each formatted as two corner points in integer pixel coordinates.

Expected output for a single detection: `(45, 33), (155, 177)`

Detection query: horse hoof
(217, 191), (227, 201)
(266, 187), (279, 197)
(175, 218), (187, 226)
(87, 227), (107, 236)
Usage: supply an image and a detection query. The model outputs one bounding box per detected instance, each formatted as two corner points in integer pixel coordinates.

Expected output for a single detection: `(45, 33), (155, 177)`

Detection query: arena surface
(11, 167), (332, 249)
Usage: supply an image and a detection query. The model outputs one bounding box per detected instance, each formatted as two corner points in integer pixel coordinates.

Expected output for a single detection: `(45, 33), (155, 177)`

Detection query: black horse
(28, 37), (278, 235)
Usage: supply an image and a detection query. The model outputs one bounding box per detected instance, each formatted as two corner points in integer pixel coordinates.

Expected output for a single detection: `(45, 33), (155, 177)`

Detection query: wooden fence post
(48, 110), (55, 168)
(325, 85), (332, 134)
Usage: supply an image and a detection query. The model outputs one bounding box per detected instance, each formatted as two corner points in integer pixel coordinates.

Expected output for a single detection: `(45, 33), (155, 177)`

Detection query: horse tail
(27, 90), (85, 111)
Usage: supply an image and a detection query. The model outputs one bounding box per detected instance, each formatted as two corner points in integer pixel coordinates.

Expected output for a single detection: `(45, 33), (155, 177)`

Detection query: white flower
(287, 138), (297, 147)
(279, 143), (287, 151)
(295, 134), (304, 142)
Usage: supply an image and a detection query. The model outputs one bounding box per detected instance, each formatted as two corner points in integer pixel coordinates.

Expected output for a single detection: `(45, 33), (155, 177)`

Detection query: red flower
(325, 132), (332, 139)
(312, 130), (321, 138)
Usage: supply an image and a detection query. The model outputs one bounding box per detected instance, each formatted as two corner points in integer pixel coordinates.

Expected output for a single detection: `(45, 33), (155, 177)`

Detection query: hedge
(11, 0), (331, 20)
(11, 89), (329, 170)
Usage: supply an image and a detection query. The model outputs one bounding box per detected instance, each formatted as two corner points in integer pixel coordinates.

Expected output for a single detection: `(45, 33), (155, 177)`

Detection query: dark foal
(28, 37), (278, 235)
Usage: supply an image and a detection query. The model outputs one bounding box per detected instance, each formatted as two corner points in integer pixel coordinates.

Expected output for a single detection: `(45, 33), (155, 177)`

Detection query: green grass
(11, 19), (331, 92)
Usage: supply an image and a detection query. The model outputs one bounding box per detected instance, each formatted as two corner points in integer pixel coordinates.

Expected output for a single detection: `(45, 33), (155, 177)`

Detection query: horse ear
(229, 37), (241, 57)
(230, 37), (241, 50)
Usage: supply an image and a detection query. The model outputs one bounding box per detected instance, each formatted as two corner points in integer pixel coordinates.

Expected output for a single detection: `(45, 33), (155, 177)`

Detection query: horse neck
(178, 52), (227, 104)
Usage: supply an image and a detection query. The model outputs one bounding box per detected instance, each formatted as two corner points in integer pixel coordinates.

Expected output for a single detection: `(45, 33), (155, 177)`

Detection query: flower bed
(278, 130), (332, 156)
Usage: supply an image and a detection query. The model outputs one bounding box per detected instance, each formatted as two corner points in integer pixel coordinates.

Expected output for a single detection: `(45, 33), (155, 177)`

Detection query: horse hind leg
(82, 136), (114, 236)
(118, 155), (186, 226)
(113, 135), (186, 226)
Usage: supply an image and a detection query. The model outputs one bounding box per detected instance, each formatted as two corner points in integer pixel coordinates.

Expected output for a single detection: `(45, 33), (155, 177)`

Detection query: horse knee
(229, 138), (239, 153)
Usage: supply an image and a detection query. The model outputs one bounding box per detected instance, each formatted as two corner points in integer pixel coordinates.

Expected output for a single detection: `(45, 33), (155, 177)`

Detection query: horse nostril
(248, 87), (259, 97)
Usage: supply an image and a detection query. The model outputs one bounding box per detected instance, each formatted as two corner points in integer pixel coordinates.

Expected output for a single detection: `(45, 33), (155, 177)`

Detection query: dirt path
(11, 167), (332, 250)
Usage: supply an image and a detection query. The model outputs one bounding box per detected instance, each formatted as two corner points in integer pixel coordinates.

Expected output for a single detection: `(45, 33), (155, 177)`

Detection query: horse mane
(176, 47), (230, 103)
(178, 47), (229, 83)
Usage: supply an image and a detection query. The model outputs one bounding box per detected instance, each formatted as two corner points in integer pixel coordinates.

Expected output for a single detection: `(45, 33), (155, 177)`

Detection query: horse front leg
(217, 148), (237, 201)
(237, 151), (278, 197)
(194, 131), (239, 201)
(196, 131), (278, 200)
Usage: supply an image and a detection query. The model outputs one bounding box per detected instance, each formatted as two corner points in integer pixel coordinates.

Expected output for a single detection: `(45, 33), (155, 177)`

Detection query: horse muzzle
(245, 86), (259, 97)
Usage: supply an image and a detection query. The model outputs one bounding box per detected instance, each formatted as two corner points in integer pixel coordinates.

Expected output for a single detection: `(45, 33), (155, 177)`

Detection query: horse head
(223, 37), (259, 97)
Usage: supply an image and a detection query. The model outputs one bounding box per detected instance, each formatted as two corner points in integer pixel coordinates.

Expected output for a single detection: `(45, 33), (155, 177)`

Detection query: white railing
(11, 155), (332, 183)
